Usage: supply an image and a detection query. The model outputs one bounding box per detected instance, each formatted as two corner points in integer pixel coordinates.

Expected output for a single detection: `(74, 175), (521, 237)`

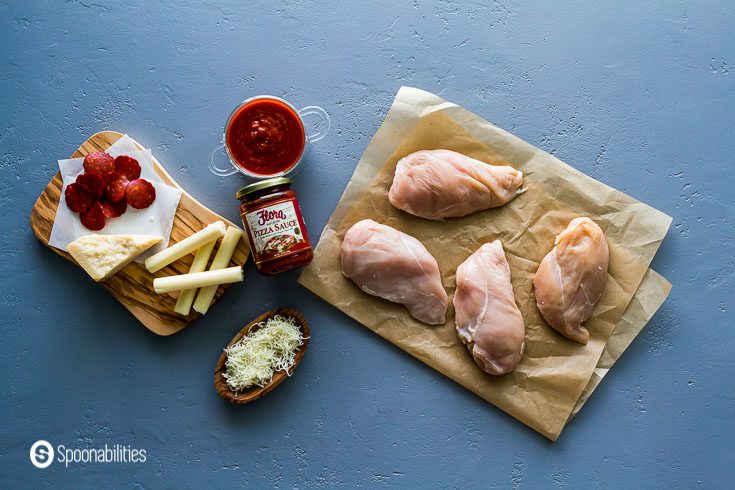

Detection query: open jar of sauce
(237, 178), (313, 276)
(210, 96), (330, 179)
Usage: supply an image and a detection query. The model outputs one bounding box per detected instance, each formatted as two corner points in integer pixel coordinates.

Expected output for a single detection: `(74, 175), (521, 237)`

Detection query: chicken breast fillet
(388, 149), (524, 220)
(341, 219), (448, 325)
(453, 240), (525, 375)
(533, 217), (610, 344)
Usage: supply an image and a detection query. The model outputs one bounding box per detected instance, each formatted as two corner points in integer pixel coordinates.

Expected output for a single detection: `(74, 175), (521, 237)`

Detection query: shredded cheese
(223, 315), (305, 392)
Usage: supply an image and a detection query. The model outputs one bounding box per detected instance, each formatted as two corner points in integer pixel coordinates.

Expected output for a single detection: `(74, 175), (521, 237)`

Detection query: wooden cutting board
(30, 131), (249, 336)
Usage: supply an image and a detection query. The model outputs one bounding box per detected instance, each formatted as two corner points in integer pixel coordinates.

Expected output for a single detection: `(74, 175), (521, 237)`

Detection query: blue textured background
(2, 1), (733, 487)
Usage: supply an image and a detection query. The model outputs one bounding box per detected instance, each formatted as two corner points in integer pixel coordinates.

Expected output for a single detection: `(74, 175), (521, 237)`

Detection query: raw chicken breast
(341, 219), (448, 325)
(388, 149), (524, 220)
(533, 217), (609, 344)
(454, 240), (525, 375)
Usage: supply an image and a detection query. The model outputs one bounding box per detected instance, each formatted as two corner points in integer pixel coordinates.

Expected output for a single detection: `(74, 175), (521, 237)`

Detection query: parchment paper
(48, 134), (182, 261)
(299, 87), (672, 440)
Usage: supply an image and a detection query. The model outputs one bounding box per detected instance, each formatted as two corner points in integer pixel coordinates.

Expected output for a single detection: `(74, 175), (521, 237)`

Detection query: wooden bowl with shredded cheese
(214, 307), (310, 404)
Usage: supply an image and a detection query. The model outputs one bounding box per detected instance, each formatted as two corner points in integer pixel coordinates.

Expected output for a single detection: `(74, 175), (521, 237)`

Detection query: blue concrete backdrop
(2, 0), (733, 487)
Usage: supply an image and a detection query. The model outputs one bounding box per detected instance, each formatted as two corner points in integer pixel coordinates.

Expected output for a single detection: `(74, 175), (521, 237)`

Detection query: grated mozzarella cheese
(223, 315), (305, 392)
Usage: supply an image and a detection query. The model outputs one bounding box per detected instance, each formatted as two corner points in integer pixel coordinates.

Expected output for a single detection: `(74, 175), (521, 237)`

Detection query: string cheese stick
(145, 221), (227, 273)
(173, 239), (217, 316)
(153, 266), (243, 294)
(193, 226), (243, 314)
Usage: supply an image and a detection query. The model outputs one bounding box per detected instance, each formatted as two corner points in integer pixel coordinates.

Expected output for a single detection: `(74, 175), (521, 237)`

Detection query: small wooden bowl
(214, 307), (310, 404)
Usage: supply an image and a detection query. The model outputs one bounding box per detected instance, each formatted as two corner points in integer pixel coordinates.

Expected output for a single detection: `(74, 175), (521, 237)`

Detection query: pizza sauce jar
(237, 178), (314, 276)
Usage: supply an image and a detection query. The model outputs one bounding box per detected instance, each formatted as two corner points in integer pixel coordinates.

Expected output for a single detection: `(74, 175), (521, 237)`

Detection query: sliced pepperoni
(79, 201), (106, 231)
(104, 172), (129, 203)
(75, 172), (105, 199)
(83, 151), (115, 175)
(114, 155), (141, 181)
(100, 198), (127, 218)
(64, 182), (93, 213)
(125, 179), (156, 209)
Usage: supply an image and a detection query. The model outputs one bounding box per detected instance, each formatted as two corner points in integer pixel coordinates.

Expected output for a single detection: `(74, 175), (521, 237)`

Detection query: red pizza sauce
(226, 98), (305, 176)
(237, 177), (313, 276)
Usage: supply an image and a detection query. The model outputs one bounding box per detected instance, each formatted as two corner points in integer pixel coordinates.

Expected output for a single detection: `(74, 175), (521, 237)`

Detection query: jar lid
(236, 177), (292, 199)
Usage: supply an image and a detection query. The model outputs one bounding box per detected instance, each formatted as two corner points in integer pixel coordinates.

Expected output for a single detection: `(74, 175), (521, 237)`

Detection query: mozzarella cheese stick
(153, 266), (243, 294)
(193, 226), (243, 314)
(145, 221), (226, 273)
(173, 239), (218, 316)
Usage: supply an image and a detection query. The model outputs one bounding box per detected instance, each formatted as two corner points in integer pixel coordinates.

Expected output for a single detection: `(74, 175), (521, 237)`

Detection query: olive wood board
(30, 131), (250, 336)
(214, 307), (310, 404)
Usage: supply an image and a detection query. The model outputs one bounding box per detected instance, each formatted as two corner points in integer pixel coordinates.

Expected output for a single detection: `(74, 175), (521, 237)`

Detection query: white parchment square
(48, 135), (183, 261)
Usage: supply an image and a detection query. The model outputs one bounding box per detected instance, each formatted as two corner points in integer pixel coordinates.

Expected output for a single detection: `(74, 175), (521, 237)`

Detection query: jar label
(244, 199), (306, 257)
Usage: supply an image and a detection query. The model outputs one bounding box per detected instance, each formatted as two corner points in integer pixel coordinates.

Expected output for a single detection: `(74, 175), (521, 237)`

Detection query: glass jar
(237, 177), (314, 276)
(210, 95), (330, 179)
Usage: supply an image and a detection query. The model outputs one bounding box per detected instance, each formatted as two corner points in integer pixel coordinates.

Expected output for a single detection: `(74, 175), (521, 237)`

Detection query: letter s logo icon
(30, 440), (54, 469)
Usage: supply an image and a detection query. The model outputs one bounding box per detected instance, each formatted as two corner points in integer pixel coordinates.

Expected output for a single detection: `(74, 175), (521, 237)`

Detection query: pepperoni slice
(125, 179), (156, 209)
(64, 183), (93, 213)
(79, 201), (106, 231)
(75, 172), (105, 199)
(114, 155), (141, 181)
(83, 151), (115, 175)
(104, 172), (129, 203)
(100, 198), (127, 218)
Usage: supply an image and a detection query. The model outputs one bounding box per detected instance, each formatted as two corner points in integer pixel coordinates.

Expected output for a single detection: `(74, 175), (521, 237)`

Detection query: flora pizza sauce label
(243, 199), (309, 259)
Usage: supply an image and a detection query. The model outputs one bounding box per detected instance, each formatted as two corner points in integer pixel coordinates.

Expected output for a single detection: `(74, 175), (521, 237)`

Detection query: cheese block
(67, 234), (163, 282)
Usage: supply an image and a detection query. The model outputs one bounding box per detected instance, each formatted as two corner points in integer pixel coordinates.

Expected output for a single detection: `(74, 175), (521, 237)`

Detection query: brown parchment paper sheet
(299, 87), (672, 440)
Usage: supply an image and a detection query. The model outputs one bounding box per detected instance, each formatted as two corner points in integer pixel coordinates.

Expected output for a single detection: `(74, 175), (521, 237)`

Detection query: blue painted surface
(1, 0), (733, 487)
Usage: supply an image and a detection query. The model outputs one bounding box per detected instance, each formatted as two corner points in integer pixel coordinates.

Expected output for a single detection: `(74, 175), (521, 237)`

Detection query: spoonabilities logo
(30, 440), (54, 469)
(29, 440), (147, 468)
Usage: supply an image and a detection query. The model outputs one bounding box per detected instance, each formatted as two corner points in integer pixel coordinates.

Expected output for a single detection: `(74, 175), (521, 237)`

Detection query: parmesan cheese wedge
(67, 234), (163, 282)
